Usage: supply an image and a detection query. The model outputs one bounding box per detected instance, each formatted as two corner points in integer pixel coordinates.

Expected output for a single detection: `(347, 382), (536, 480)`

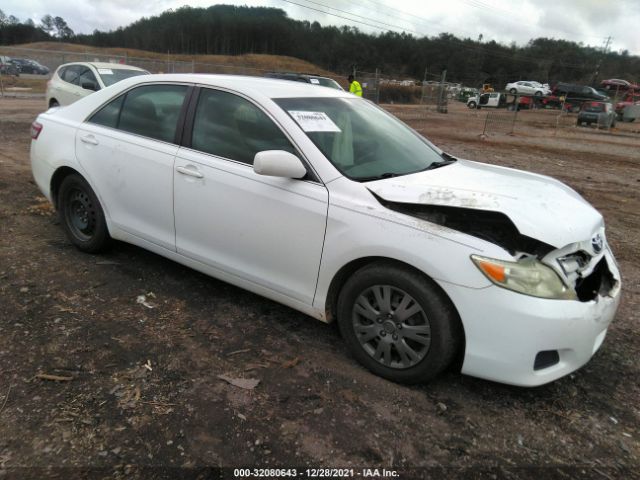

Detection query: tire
(49, 99), (59, 107)
(467, 101), (477, 109)
(336, 262), (461, 384)
(535, 91), (542, 96)
(509, 88), (517, 94)
(57, 174), (111, 253)
(577, 120), (582, 126)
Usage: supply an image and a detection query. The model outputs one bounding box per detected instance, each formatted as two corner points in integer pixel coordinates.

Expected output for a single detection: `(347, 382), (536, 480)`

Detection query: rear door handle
(176, 165), (204, 178)
(80, 134), (99, 146)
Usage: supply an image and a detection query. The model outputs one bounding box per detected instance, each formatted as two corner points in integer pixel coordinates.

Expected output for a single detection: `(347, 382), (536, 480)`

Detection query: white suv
(46, 62), (149, 107)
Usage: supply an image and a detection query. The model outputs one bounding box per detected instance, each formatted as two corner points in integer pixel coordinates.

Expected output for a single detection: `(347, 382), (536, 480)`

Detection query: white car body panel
(30, 74), (622, 387)
(366, 159), (603, 249)
(75, 124), (178, 250)
(173, 148), (329, 305)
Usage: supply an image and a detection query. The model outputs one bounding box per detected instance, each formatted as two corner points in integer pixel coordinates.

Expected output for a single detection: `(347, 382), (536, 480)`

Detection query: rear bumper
(439, 272), (621, 387)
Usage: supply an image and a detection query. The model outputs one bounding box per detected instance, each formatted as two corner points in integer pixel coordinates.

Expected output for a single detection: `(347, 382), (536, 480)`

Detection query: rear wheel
(58, 174), (111, 253)
(509, 88), (517, 94)
(467, 101), (477, 109)
(337, 262), (461, 384)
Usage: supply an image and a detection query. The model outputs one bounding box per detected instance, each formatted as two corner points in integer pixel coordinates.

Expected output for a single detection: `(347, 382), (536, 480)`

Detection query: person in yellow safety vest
(348, 75), (363, 97)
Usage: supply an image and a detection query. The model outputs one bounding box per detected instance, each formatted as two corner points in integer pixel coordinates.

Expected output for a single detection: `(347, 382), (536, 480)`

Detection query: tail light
(31, 121), (43, 140)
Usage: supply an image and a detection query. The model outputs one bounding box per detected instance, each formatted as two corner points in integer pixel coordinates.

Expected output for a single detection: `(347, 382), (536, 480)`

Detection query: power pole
(592, 36), (612, 86)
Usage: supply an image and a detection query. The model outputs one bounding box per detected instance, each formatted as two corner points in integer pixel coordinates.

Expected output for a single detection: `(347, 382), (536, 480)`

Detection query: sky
(2, 0), (639, 55)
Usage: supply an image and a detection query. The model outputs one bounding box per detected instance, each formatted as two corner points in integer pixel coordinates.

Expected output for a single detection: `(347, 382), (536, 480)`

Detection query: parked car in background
(467, 92), (533, 110)
(264, 72), (344, 91)
(600, 78), (639, 93)
(576, 102), (616, 128)
(0, 56), (20, 76)
(46, 62), (149, 107)
(9, 58), (49, 75)
(543, 83), (608, 111)
(30, 74), (621, 387)
(614, 91), (640, 120)
(505, 81), (550, 96)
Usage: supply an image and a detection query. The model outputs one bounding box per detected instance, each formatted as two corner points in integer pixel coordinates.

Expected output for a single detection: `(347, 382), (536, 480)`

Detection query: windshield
(312, 78), (343, 91)
(97, 67), (148, 87)
(275, 97), (446, 181)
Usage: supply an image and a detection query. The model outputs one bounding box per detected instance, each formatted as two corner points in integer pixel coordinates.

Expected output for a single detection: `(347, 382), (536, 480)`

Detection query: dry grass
(3, 42), (345, 85)
(0, 75), (47, 93)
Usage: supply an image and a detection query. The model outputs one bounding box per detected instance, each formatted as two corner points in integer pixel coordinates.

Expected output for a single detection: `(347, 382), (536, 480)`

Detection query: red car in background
(600, 79), (640, 92)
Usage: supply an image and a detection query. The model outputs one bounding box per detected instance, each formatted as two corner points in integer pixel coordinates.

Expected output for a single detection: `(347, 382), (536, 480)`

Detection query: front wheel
(337, 262), (461, 384)
(509, 88), (517, 94)
(58, 174), (111, 253)
(467, 101), (477, 109)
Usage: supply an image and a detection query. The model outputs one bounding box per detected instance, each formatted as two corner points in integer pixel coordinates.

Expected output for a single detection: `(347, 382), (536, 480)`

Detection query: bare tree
(40, 14), (55, 35)
(53, 16), (74, 39)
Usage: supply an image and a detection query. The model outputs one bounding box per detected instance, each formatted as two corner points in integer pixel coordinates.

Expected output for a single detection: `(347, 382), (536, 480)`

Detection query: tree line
(1, 5), (639, 87)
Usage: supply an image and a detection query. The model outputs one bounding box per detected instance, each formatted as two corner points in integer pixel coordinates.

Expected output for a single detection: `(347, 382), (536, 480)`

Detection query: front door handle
(176, 165), (204, 179)
(80, 134), (99, 146)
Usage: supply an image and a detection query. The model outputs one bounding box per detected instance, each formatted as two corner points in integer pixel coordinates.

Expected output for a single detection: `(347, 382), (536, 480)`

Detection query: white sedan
(505, 81), (550, 96)
(30, 74), (621, 386)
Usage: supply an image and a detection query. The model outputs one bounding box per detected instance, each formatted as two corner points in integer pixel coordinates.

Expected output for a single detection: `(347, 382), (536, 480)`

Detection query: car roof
(123, 73), (353, 99)
(58, 62), (147, 71)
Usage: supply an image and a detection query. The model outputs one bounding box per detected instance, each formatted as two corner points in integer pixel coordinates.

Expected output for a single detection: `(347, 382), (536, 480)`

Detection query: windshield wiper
(440, 151), (458, 161)
(423, 152), (458, 171)
(357, 172), (401, 182)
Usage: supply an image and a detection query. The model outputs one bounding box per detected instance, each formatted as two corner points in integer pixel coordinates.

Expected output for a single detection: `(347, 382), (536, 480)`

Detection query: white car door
(75, 83), (191, 250)
(174, 88), (328, 305)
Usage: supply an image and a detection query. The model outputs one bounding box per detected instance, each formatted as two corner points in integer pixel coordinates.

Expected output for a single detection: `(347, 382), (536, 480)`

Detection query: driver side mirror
(253, 150), (307, 179)
(81, 81), (99, 91)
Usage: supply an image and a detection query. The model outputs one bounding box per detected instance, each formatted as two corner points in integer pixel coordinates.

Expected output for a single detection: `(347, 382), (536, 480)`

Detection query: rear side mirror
(81, 82), (98, 91)
(253, 150), (307, 179)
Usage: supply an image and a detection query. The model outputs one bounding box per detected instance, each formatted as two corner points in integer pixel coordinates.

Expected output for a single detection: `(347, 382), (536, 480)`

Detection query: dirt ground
(0, 98), (638, 480)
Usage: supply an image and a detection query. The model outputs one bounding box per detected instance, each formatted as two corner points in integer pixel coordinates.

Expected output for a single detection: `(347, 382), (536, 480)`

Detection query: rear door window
(87, 84), (188, 143)
(61, 66), (83, 85)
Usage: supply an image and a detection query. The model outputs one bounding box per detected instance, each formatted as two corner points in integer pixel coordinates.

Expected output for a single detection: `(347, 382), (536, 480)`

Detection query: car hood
(366, 159), (603, 249)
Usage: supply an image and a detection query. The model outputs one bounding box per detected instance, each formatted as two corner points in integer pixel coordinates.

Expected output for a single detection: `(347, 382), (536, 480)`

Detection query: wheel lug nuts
(380, 331), (386, 337)
(376, 318), (382, 323)
(392, 334), (398, 340)
(396, 323), (402, 329)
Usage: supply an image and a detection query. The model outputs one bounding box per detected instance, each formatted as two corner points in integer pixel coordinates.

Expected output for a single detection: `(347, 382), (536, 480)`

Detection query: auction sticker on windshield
(98, 68), (114, 75)
(288, 111), (341, 132)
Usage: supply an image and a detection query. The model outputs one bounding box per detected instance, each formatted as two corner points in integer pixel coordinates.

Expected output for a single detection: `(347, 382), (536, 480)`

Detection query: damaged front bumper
(438, 249), (621, 387)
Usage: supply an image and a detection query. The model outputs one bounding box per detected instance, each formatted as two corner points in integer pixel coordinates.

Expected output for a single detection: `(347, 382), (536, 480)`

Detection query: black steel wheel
(58, 174), (111, 253)
(337, 261), (462, 384)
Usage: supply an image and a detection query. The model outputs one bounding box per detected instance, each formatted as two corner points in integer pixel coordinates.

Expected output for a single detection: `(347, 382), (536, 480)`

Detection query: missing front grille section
(371, 193), (554, 257)
(575, 258), (616, 302)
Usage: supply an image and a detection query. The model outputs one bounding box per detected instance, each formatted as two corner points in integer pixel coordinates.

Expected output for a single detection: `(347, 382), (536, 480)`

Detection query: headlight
(471, 255), (576, 300)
